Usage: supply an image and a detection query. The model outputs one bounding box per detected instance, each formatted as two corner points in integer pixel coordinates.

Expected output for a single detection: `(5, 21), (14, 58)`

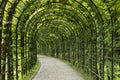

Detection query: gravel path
(32, 55), (84, 80)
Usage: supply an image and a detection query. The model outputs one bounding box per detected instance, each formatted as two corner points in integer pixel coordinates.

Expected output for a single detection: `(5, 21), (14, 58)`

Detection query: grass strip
(19, 60), (40, 80)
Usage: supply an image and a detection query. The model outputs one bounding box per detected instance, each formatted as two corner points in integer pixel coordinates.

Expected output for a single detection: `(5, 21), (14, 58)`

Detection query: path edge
(30, 60), (41, 80)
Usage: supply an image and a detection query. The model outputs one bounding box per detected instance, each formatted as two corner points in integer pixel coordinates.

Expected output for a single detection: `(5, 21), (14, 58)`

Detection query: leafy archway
(0, 0), (120, 80)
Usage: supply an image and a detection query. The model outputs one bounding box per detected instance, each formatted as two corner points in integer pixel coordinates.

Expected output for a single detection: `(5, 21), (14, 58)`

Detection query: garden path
(32, 55), (84, 80)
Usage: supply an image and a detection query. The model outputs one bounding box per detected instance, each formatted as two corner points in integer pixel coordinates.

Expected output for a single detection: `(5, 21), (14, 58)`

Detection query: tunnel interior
(0, 0), (120, 80)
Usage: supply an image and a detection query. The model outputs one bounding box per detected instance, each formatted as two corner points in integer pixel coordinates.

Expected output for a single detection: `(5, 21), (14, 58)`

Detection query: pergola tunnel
(0, 0), (120, 80)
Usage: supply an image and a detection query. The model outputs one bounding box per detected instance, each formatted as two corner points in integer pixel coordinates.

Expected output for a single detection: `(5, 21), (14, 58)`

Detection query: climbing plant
(0, 0), (120, 80)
